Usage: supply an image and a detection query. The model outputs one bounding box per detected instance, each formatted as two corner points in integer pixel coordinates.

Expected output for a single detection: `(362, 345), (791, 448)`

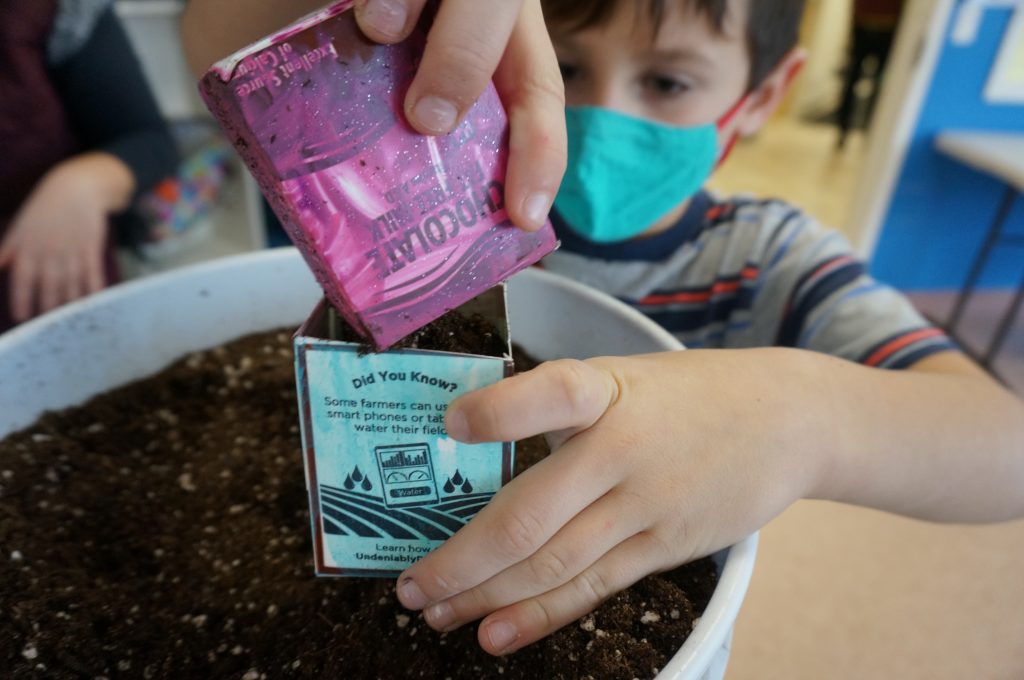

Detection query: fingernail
(523, 192), (553, 230)
(484, 620), (519, 654)
(361, 0), (407, 39)
(397, 578), (428, 610)
(412, 96), (458, 135)
(424, 601), (455, 630)
(445, 408), (470, 442)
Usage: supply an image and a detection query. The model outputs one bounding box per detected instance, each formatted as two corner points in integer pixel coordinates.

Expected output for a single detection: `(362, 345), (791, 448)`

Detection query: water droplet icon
(361, 476), (372, 492)
(461, 479), (473, 494)
(443, 479), (455, 494)
(343, 474), (354, 490)
(451, 470), (464, 486)
(352, 466), (364, 482)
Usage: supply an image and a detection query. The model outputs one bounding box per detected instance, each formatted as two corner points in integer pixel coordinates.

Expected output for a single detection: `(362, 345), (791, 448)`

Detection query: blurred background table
(934, 131), (1024, 372)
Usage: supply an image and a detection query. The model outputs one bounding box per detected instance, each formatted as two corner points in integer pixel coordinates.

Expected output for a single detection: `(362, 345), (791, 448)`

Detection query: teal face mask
(554, 106), (720, 244)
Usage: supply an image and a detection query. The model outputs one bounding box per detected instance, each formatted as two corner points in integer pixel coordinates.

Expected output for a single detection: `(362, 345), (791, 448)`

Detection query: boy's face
(552, 0), (751, 131)
(550, 0), (797, 236)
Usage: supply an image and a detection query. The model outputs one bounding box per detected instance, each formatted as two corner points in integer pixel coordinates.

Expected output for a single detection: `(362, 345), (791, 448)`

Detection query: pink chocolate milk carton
(199, 1), (557, 349)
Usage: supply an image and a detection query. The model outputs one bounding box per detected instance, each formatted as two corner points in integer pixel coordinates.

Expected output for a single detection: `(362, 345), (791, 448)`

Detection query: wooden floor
(706, 117), (1024, 680)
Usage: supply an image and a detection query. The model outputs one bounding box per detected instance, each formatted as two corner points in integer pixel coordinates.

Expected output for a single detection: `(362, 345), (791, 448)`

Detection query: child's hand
(395, 349), (828, 655)
(355, 0), (566, 232)
(0, 153), (132, 321)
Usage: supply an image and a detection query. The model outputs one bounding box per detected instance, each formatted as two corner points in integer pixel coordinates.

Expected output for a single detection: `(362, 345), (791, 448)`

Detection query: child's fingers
(395, 437), (621, 612)
(420, 486), (649, 633)
(475, 532), (666, 656)
(445, 358), (619, 444)
(403, 0), (523, 135)
(61, 253), (83, 307)
(38, 257), (62, 314)
(10, 255), (37, 322)
(493, 0), (566, 232)
(84, 251), (105, 295)
(353, 0), (428, 44)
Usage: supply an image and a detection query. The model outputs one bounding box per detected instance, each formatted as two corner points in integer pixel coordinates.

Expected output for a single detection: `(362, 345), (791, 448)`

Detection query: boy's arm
(180, 0), (565, 232)
(391, 348), (1024, 655)
(818, 349), (1024, 522)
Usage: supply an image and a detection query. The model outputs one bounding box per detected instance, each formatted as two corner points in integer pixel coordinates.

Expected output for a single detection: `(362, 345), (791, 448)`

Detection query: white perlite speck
(640, 611), (661, 624)
(579, 615), (596, 632)
(22, 644), (38, 660)
(178, 473), (197, 492)
(11, 550), (23, 561)
(396, 614), (411, 629)
(242, 670), (260, 680)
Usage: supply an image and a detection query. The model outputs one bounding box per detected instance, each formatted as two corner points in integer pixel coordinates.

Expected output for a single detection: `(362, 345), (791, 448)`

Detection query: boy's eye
(643, 74), (691, 97)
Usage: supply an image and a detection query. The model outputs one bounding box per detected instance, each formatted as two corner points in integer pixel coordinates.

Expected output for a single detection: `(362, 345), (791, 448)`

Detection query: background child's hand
(0, 153), (133, 321)
(395, 349), (828, 655)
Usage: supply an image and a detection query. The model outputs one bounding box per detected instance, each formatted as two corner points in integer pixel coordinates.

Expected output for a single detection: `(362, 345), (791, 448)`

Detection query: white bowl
(0, 248), (756, 680)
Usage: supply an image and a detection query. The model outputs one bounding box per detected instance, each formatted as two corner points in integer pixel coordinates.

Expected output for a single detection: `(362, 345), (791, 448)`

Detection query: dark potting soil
(328, 304), (509, 358)
(1, 329), (719, 680)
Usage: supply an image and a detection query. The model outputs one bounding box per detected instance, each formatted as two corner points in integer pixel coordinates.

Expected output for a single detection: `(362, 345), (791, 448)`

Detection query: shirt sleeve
(752, 206), (958, 369)
(48, 6), (179, 201)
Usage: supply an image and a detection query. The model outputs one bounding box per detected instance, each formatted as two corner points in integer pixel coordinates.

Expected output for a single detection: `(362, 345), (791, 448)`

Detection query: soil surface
(1, 323), (718, 680)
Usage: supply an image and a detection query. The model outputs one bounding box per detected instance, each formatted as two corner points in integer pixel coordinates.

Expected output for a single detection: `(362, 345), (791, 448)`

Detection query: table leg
(982, 262), (1024, 368)
(947, 186), (1019, 333)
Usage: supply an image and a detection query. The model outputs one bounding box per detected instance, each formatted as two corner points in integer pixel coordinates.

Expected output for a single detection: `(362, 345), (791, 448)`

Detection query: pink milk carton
(198, 1), (557, 349)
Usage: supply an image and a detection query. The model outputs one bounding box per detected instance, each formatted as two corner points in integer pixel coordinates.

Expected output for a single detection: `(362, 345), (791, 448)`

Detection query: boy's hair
(542, 0), (806, 90)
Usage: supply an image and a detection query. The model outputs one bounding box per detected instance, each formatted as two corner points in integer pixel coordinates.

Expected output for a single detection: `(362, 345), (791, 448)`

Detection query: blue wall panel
(871, 4), (1024, 290)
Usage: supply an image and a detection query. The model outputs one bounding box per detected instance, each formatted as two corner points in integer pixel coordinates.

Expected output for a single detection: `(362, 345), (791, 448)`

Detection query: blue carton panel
(295, 341), (512, 577)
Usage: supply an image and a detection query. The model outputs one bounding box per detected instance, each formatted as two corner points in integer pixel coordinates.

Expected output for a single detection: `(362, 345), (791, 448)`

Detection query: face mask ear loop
(713, 57), (807, 168)
(714, 93), (750, 168)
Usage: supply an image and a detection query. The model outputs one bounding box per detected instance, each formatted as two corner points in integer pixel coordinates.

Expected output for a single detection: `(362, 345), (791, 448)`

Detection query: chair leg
(948, 186), (1018, 333)
(983, 262), (1024, 368)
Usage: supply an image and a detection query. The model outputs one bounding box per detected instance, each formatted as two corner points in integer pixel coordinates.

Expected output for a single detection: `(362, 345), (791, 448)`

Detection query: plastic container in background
(0, 249), (756, 680)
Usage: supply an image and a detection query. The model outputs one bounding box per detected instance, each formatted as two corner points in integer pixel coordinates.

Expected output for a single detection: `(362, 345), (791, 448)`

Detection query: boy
(394, 0), (1024, 658)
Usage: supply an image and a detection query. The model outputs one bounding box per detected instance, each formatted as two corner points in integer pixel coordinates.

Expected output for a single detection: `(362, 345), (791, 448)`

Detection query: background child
(0, 0), (178, 332)
(393, 0), (1024, 657)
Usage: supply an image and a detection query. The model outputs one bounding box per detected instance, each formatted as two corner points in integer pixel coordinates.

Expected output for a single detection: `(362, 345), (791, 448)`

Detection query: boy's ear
(735, 47), (807, 138)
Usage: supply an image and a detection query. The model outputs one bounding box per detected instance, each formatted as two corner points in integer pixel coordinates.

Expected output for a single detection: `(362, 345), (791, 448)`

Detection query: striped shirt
(542, 191), (956, 369)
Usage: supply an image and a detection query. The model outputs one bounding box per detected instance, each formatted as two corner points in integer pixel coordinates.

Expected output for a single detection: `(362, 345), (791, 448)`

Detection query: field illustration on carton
(294, 305), (513, 575)
(319, 443), (493, 541)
